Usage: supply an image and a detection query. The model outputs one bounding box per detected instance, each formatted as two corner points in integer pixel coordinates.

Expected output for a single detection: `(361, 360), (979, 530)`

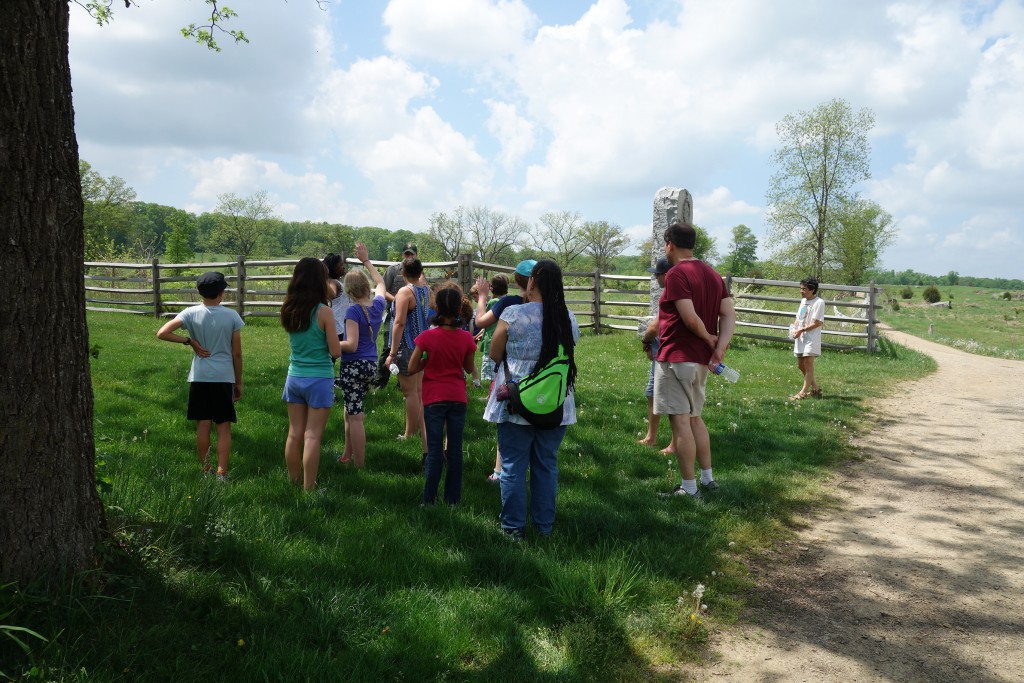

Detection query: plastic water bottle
(711, 363), (739, 383)
(389, 363), (400, 375)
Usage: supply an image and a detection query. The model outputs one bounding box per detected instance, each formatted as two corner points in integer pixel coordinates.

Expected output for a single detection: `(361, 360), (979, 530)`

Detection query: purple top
(342, 295), (386, 362)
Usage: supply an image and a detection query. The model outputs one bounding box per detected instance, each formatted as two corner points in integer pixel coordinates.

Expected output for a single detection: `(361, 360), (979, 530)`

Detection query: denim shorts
(282, 375), (334, 409)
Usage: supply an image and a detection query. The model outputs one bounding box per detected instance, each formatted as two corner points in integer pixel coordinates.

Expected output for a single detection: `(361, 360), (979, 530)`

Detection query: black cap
(197, 271), (228, 298)
(648, 258), (671, 275)
(402, 242), (418, 255)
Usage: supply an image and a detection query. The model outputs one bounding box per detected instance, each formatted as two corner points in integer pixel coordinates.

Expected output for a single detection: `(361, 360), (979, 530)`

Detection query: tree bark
(0, 1), (106, 584)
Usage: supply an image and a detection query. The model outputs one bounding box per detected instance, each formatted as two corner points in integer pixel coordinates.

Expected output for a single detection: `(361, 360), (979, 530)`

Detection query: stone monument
(648, 187), (692, 316)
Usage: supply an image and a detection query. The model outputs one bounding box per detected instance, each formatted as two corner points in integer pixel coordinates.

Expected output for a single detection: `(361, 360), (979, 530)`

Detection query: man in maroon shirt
(654, 222), (736, 499)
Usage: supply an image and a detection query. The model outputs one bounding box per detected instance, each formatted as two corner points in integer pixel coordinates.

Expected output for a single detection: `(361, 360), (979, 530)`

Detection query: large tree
(766, 98), (874, 280)
(210, 190), (276, 258)
(428, 207), (467, 260)
(1, 2), (107, 584)
(581, 220), (631, 273)
(725, 224), (758, 276)
(828, 198), (895, 285)
(463, 205), (526, 265)
(532, 210), (587, 269)
(0, 1), (254, 584)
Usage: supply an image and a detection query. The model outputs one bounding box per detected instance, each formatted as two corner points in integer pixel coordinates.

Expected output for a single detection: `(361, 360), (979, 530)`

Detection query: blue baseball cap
(514, 259), (537, 277)
(648, 258), (671, 275)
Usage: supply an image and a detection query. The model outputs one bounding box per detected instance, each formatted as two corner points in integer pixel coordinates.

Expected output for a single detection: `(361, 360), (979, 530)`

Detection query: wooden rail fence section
(85, 259), (880, 352)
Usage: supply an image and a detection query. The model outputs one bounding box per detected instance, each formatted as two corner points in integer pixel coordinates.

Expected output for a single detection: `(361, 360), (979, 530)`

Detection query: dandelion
(728, 541), (735, 547)
(237, 639), (245, 647)
(729, 422), (738, 433)
(692, 584), (705, 600)
(701, 604), (708, 611)
(711, 571), (717, 576)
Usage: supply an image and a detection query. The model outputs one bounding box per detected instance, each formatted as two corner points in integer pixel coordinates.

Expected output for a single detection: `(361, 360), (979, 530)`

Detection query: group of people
(636, 223), (827, 497)
(157, 244), (579, 539)
(156, 220), (826, 532)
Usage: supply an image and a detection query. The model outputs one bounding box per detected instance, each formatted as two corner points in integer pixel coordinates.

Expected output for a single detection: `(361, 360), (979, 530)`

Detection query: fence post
(725, 273), (733, 296)
(867, 281), (877, 353)
(151, 258), (161, 318)
(236, 255), (246, 318)
(457, 253), (473, 295)
(591, 269), (602, 335)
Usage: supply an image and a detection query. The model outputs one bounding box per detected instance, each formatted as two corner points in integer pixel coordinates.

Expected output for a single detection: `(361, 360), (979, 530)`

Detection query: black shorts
(187, 382), (237, 424)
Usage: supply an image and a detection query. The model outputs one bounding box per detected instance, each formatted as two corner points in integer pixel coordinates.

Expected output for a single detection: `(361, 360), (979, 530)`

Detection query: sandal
(337, 453), (352, 464)
(811, 388), (823, 398)
(789, 392), (809, 401)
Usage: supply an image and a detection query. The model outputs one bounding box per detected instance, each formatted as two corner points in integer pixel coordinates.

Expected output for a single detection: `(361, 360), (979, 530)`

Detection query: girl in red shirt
(407, 285), (477, 505)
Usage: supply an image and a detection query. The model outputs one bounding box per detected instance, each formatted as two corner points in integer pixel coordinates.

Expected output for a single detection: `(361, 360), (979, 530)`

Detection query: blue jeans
(422, 401), (467, 505)
(497, 421), (567, 535)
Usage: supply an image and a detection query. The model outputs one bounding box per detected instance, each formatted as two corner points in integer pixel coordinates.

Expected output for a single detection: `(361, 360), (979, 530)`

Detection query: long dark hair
(281, 257), (330, 333)
(531, 259), (577, 390)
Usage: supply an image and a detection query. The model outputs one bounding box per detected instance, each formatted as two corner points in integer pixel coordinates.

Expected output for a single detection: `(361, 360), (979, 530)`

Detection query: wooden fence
(84, 258), (880, 351)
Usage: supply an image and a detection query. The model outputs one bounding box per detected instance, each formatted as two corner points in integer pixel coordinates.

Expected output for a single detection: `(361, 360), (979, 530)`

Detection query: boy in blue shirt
(157, 272), (244, 481)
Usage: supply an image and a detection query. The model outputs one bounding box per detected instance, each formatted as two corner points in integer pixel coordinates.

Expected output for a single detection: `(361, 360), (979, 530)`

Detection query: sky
(68, 0), (1024, 280)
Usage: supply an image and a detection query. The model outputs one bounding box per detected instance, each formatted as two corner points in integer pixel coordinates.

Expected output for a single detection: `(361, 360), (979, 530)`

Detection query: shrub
(900, 286), (913, 299)
(1003, 291), (1012, 300)
(922, 285), (941, 303)
(890, 300), (900, 312)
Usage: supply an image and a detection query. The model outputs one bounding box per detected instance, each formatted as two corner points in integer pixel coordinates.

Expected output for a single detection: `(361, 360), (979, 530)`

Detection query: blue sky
(69, 0), (1024, 279)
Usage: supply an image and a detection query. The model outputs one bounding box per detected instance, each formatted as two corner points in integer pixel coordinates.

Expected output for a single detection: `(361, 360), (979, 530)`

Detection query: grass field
(1, 313), (935, 682)
(879, 284), (1024, 359)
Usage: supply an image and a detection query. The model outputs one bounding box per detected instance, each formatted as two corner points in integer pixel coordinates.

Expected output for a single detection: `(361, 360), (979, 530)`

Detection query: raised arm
(355, 242), (386, 298)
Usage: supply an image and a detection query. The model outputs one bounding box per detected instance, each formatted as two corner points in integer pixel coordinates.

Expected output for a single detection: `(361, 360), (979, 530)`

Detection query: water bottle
(711, 363), (739, 383)
(389, 363), (400, 375)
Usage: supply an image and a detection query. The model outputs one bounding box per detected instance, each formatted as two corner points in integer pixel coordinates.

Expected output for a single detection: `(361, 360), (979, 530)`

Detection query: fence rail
(85, 257), (880, 352)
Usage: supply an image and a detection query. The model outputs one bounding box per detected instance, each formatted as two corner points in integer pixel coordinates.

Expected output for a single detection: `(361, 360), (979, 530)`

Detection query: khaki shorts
(653, 361), (709, 417)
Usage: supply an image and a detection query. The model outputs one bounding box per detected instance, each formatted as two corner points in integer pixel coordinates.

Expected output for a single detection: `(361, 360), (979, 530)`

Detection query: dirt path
(684, 328), (1024, 683)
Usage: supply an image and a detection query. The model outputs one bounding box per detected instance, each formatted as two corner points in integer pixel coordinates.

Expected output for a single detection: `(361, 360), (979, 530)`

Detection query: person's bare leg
(668, 413), (697, 482)
(691, 416), (711, 472)
(215, 421), (232, 474)
(302, 406), (332, 491)
(196, 419), (213, 472)
(347, 413), (366, 467)
(639, 396), (659, 446)
(285, 403), (307, 486)
(803, 356), (818, 393)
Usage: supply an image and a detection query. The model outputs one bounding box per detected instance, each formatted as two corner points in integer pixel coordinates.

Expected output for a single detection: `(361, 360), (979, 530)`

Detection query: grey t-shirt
(175, 304), (244, 383)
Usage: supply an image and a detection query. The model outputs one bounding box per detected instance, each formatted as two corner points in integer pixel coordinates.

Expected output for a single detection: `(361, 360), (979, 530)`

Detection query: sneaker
(396, 434), (408, 441)
(658, 485), (702, 500)
(216, 472), (229, 483)
(502, 527), (525, 541)
(473, 378), (481, 388)
(699, 479), (719, 491)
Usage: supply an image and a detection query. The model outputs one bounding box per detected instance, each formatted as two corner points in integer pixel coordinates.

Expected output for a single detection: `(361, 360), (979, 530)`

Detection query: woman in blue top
(484, 259), (579, 539)
(337, 243), (386, 468)
(385, 257), (431, 457)
(281, 257), (342, 491)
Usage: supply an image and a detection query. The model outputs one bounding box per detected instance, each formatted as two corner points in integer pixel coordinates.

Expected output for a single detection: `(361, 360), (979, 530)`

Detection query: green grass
(1, 313), (935, 681)
(880, 284), (1024, 359)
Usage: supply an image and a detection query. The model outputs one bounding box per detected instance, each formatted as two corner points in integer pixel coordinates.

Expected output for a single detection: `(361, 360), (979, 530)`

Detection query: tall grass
(0, 313), (934, 681)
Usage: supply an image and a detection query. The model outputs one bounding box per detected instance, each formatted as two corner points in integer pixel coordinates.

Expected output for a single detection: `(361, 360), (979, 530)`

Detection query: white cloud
(383, 0), (537, 63)
(485, 100), (536, 169)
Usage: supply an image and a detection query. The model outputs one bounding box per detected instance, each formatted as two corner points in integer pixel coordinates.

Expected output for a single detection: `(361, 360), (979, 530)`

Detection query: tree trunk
(0, 1), (106, 584)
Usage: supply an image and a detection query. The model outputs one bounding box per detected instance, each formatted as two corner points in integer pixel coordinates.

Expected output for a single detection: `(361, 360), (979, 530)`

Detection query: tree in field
(692, 225), (719, 265)
(532, 210), (587, 269)
(766, 98), (874, 280)
(210, 190), (276, 258)
(163, 210), (197, 263)
(725, 224), (758, 276)
(828, 198), (895, 285)
(80, 159), (137, 260)
(428, 208), (467, 260)
(581, 220), (631, 273)
(0, 1), (256, 584)
(946, 270), (960, 286)
(464, 205), (527, 265)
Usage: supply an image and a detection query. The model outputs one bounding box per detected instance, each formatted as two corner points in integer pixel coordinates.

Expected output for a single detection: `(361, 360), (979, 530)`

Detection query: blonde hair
(343, 269), (371, 300)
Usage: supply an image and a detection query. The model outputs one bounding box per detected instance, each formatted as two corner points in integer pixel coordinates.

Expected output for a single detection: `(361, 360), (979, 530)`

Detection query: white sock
(681, 479), (698, 496)
(701, 468), (714, 485)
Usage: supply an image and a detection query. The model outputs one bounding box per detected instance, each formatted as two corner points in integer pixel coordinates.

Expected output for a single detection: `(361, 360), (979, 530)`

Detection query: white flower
(692, 583), (705, 600)
(728, 541), (735, 547)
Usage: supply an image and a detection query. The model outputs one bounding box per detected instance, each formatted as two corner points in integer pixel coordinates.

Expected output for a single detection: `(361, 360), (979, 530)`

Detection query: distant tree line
(867, 268), (1023, 291)
(81, 161), (637, 272)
